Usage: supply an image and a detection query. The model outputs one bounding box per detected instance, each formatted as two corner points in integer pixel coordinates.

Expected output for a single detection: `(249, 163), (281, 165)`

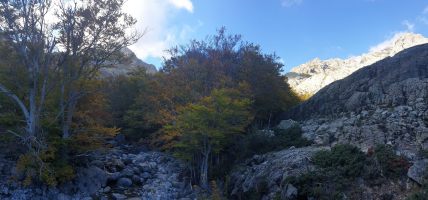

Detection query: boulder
(117, 177), (133, 188)
(229, 146), (326, 199)
(407, 159), (428, 185)
(112, 193), (127, 200)
(75, 166), (108, 195)
(277, 119), (299, 131)
(282, 184), (298, 200)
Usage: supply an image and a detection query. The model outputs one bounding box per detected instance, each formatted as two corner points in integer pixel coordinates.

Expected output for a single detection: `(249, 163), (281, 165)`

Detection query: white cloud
(281, 0), (303, 7)
(123, 0), (197, 63)
(168, 0), (194, 13)
(402, 20), (415, 32)
(368, 32), (409, 53)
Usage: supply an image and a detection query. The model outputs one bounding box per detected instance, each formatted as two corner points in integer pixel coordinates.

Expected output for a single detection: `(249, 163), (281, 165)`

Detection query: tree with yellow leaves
(165, 88), (253, 189)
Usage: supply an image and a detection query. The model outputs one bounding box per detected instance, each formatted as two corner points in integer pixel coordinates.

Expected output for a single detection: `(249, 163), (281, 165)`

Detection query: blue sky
(125, 0), (428, 72)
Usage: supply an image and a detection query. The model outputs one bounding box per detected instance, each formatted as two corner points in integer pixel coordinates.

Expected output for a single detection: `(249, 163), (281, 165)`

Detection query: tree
(159, 27), (299, 129)
(0, 0), (57, 145)
(55, 0), (140, 139)
(165, 88), (253, 189)
(0, 0), (139, 147)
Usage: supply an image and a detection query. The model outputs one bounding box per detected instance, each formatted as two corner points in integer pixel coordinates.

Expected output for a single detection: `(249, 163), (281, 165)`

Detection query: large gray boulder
(276, 119), (299, 131)
(407, 159), (428, 185)
(75, 166), (108, 195)
(229, 146), (326, 200)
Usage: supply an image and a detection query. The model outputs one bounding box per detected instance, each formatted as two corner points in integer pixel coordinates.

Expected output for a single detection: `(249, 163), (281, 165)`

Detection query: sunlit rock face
(286, 33), (428, 96)
(100, 48), (157, 77)
(282, 43), (428, 159)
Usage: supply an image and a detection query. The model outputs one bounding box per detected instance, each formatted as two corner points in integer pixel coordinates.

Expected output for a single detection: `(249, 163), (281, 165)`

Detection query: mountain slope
(286, 33), (428, 96)
(282, 43), (428, 158)
(100, 48), (157, 77)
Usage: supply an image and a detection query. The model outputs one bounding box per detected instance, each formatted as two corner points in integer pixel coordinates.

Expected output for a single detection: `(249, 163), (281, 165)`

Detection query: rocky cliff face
(283, 43), (428, 160)
(100, 48), (157, 77)
(227, 39), (428, 200)
(286, 33), (428, 96)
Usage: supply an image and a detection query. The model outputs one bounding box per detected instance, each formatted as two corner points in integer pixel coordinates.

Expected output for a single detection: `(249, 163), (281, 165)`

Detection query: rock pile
(0, 147), (196, 200)
(229, 147), (325, 200)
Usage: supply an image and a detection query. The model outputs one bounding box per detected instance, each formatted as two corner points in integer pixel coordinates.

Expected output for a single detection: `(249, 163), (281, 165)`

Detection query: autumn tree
(55, 0), (140, 139)
(0, 0), (139, 146)
(164, 88), (253, 189)
(0, 0), (139, 185)
(159, 28), (299, 129)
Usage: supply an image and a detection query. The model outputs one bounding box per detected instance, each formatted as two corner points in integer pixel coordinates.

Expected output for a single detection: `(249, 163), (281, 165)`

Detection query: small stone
(103, 186), (111, 193)
(142, 172), (151, 179)
(117, 177), (133, 188)
(108, 172), (121, 181)
(112, 193), (127, 200)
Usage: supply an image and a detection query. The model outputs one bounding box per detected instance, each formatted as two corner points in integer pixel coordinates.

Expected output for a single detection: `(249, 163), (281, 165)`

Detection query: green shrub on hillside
(286, 144), (410, 200)
(313, 144), (366, 178)
(237, 127), (312, 160)
(371, 145), (410, 178)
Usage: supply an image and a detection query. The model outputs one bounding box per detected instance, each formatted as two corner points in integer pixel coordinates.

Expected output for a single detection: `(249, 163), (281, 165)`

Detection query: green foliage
(159, 27), (299, 128)
(16, 139), (75, 187)
(166, 88), (253, 185)
(166, 88), (253, 154)
(287, 144), (410, 200)
(286, 170), (349, 200)
(236, 127), (312, 160)
(313, 144), (366, 177)
(407, 186), (428, 200)
(371, 145), (410, 178)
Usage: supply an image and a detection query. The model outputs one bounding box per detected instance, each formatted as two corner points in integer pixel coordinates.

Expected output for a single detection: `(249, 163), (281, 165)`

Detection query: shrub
(313, 144), (366, 178)
(237, 126), (312, 160)
(15, 136), (76, 187)
(286, 170), (349, 200)
(371, 145), (410, 178)
(287, 144), (411, 199)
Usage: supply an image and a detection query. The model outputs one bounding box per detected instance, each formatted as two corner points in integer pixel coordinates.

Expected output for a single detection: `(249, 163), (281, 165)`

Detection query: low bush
(286, 144), (410, 199)
(237, 126), (312, 160)
(370, 145), (410, 178)
(313, 144), (366, 178)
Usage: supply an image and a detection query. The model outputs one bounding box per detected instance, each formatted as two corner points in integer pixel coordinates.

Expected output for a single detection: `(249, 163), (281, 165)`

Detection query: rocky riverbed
(0, 146), (197, 200)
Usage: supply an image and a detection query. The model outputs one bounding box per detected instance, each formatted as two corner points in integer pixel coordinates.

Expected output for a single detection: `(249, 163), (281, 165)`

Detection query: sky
(123, 0), (428, 72)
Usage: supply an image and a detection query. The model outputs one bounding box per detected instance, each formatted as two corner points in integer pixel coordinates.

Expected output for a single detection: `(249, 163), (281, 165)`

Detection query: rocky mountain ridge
(227, 40), (428, 200)
(283, 43), (428, 157)
(100, 48), (157, 77)
(286, 33), (428, 96)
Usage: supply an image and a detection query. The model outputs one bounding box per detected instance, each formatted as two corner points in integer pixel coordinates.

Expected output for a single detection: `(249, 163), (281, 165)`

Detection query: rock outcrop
(0, 147), (195, 200)
(229, 147), (325, 200)
(282, 43), (428, 160)
(100, 48), (157, 77)
(286, 33), (428, 96)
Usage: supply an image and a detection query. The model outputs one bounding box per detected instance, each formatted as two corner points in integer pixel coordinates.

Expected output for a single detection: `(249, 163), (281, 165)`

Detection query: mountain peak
(287, 32), (428, 96)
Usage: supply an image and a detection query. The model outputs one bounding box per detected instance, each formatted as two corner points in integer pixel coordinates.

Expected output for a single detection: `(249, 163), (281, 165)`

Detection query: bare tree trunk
(200, 138), (211, 189)
(62, 98), (77, 139)
(28, 88), (37, 137)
